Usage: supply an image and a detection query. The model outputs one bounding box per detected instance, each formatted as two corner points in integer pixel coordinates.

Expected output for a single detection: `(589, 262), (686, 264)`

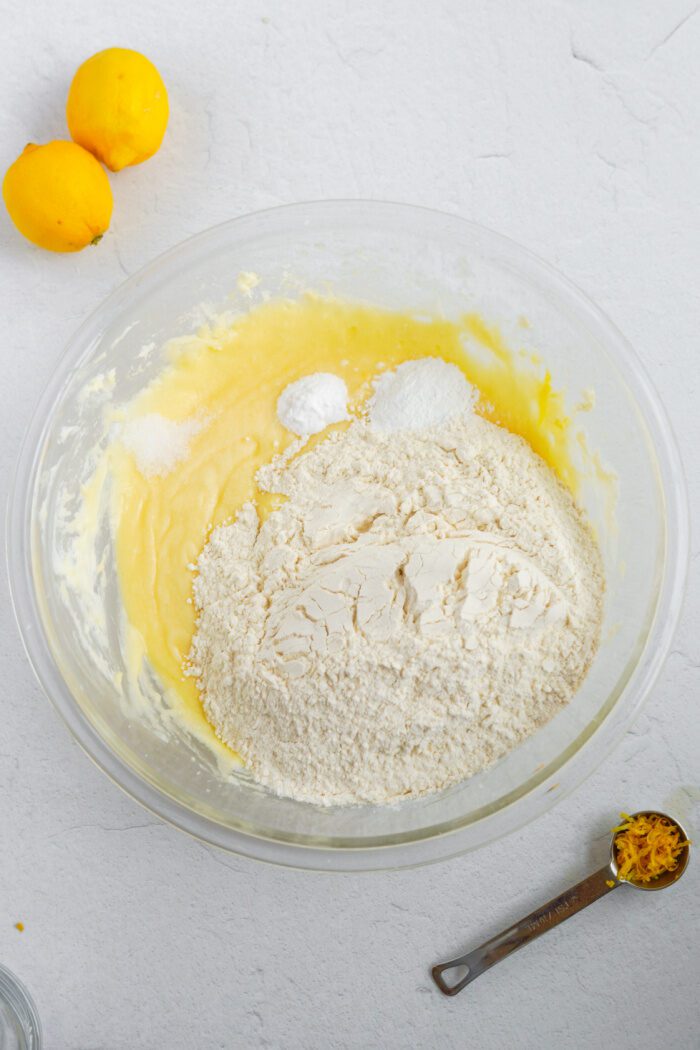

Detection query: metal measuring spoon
(432, 810), (691, 996)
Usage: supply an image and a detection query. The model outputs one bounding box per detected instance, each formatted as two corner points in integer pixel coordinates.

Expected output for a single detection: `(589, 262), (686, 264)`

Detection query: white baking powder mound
(369, 358), (475, 432)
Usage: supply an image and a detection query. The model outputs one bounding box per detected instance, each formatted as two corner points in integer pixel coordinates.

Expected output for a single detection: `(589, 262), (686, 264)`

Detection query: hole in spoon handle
(431, 958), (478, 996)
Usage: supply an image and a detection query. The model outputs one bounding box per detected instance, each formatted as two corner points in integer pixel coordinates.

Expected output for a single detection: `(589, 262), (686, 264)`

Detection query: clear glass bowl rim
(0, 965), (42, 1049)
(6, 200), (689, 872)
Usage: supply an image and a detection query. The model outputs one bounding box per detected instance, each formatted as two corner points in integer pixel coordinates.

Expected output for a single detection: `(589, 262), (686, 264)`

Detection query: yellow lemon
(3, 140), (113, 252)
(67, 48), (169, 172)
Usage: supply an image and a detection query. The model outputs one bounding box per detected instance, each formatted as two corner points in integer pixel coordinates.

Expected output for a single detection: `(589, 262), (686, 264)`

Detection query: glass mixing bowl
(7, 202), (688, 871)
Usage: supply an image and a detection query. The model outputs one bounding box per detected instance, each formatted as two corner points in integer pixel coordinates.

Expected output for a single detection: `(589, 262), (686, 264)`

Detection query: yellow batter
(110, 295), (581, 754)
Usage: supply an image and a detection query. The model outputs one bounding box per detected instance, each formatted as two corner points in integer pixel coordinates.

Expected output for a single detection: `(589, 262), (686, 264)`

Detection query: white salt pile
(121, 413), (202, 477)
(277, 373), (349, 437)
(369, 358), (475, 432)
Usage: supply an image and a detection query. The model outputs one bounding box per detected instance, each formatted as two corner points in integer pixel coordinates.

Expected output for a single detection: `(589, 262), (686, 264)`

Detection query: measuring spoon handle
(432, 865), (618, 996)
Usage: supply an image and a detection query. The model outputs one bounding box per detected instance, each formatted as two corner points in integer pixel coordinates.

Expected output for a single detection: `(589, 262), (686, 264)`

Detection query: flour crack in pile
(188, 413), (603, 806)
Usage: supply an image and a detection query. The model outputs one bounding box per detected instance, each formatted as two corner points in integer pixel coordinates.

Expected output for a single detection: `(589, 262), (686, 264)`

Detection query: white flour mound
(188, 415), (604, 806)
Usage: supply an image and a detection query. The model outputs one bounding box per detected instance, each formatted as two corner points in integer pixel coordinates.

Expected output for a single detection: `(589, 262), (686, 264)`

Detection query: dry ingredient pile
(188, 359), (604, 806)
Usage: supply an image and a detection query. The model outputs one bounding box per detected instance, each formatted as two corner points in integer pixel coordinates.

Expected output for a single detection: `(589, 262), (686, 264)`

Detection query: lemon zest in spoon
(613, 812), (690, 883)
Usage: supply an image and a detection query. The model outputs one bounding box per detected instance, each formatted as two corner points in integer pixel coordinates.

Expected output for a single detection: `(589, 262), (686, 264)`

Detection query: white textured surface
(0, 2), (698, 1046)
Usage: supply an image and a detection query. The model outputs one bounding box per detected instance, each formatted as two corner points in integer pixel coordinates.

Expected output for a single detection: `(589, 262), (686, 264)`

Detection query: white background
(1, 2), (699, 1047)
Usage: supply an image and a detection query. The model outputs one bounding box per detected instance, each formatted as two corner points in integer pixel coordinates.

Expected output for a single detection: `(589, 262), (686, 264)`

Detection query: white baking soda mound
(277, 373), (349, 437)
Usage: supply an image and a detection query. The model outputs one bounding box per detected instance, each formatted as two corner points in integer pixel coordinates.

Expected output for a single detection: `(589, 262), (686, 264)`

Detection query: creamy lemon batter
(110, 295), (585, 755)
